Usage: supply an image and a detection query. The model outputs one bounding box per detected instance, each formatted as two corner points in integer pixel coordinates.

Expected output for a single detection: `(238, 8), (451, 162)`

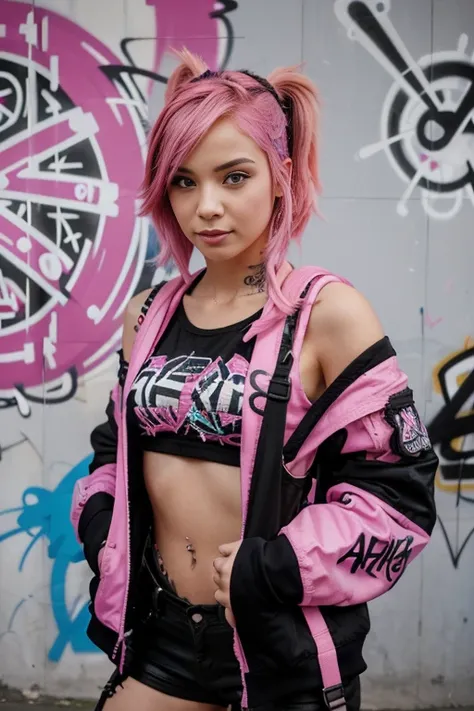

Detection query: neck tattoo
(243, 263), (266, 293)
(194, 263), (267, 305)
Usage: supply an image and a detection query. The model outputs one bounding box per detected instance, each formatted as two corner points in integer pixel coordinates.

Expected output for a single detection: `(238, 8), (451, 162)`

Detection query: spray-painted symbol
(0, 455), (99, 660)
(0, 1), (148, 414)
(0, 0), (239, 416)
(335, 0), (474, 219)
(429, 338), (474, 491)
(428, 338), (474, 567)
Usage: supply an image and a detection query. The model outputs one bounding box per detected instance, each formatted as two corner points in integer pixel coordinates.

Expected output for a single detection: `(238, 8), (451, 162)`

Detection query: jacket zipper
(236, 438), (253, 706)
(111, 286), (181, 666)
(112, 399), (133, 667)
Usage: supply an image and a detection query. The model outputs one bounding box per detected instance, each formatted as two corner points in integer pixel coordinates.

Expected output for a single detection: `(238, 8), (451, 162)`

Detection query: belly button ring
(185, 537), (197, 569)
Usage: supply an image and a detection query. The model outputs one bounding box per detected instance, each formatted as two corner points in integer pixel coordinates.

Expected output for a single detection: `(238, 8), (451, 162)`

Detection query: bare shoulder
(122, 288), (154, 362)
(306, 281), (385, 386)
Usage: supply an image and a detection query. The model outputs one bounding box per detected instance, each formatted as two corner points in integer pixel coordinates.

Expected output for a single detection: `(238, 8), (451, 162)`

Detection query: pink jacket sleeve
(70, 352), (126, 573)
(232, 386), (437, 609)
(282, 395), (437, 606)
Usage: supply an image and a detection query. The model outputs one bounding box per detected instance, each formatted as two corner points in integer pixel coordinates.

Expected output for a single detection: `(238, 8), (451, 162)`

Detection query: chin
(202, 246), (253, 264)
(200, 238), (262, 263)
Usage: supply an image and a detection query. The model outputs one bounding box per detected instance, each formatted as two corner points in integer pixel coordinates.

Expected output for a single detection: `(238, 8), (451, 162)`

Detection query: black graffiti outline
(428, 347), (474, 482)
(427, 346), (474, 567)
(346, 0), (474, 193)
(0, 368), (79, 413)
(388, 62), (474, 194)
(209, 0), (239, 69)
(436, 517), (474, 570)
(102, 0), (240, 114)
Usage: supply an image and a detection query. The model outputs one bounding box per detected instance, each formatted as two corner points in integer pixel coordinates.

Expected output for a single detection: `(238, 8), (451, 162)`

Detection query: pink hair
(140, 49), (320, 318)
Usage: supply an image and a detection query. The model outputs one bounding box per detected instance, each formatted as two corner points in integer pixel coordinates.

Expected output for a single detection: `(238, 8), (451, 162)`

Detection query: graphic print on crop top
(128, 299), (261, 466)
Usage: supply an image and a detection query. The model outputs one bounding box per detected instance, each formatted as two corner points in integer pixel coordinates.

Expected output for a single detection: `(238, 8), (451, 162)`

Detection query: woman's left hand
(213, 540), (242, 627)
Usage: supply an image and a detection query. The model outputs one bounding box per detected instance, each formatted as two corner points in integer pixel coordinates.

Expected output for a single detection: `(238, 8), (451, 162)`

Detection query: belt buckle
(151, 585), (165, 616)
(323, 683), (346, 710)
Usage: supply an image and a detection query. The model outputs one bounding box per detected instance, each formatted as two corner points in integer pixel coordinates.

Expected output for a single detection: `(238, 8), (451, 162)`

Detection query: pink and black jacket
(71, 265), (437, 710)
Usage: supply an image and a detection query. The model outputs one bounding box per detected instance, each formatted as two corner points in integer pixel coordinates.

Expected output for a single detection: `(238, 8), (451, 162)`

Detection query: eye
(224, 172), (249, 185)
(171, 176), (195, 189)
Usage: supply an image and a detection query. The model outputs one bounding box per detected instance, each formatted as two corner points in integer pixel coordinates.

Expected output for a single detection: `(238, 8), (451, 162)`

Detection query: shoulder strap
(244, 265), (349, 711)
(124, 274), (188, 399)
(254, 265), (349, 711)
(134, 281), (167, 333)
(116, 281), (167, 382)
(243, 308), (297, 539)
(243, 266), (343, 540)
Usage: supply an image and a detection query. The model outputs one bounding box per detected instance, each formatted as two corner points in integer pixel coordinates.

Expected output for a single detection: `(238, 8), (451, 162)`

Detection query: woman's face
(168, 117), (280, 263)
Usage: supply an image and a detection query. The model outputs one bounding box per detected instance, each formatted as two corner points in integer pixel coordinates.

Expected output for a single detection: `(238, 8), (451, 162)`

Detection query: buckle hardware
(323, 683), (346, 710)
(267, 374), (291, 402)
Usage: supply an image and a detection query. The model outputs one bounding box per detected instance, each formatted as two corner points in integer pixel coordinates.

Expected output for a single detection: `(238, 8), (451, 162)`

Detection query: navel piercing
(185, 537), (197, 569)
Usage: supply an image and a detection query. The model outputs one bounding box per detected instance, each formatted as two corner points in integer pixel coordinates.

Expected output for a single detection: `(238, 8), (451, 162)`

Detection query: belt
(142, 546), (228, 624)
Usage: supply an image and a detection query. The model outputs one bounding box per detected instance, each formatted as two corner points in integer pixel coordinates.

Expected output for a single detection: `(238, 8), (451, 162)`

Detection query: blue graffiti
(0, 455), (100, 661)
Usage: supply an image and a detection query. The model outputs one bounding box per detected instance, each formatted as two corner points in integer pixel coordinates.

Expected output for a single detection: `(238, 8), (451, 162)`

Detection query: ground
(1, 686), (473, 711)
(0, 705), (92, 711)
(1, 703), (474, 711)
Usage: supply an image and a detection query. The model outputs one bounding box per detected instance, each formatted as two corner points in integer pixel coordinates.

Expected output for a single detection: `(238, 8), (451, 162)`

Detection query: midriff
(143, 450), (242, 604)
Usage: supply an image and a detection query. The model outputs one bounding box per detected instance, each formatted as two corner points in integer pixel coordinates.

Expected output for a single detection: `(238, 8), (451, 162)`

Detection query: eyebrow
(176, 158), (256, 175)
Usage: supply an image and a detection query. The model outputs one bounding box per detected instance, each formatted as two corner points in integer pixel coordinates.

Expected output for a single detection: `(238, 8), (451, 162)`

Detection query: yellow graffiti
(432, 337), (474, 493)
(432, 336), (474, 393)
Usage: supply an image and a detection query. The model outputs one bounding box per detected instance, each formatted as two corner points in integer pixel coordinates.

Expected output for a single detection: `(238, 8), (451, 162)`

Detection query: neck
(195, 238), (269, 302)
(200, 260), (266, 297)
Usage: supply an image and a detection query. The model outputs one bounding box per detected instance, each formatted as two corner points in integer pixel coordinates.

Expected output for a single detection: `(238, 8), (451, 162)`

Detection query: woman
(71, 50), (438, 711)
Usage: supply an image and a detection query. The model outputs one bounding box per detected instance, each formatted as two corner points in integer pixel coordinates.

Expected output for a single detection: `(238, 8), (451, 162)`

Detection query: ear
(275, 157), (292, 198)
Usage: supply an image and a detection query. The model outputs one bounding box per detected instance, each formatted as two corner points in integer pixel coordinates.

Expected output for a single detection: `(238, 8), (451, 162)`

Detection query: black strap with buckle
(323, 683), (346, 710)
(243, 309), (298, 539)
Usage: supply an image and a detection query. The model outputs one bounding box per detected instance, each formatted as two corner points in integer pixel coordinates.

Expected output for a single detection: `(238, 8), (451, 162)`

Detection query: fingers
(215, 590), (236, 628)
(218, 544), (232, 556)
(214, 588), (225, 606)
(213, 556), (224, 573)
(213, 557), (227, 590)
(225, 608), (236, 628)
(218, 540), (240, 556)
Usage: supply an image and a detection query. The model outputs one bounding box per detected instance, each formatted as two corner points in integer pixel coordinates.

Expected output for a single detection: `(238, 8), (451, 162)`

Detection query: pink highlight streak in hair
(140, 52), (321, 324)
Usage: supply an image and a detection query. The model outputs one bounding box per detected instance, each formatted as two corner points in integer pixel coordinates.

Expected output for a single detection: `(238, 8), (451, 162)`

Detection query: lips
(196, 230), (232, 245)
(197, 230), (230, 237)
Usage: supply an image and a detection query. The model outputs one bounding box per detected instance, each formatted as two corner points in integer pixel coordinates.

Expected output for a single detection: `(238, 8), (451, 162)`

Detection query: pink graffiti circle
(0, 2), (146, 391)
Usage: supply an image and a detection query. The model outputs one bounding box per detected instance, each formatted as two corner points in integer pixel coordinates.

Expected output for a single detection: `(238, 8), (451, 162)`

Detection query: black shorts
(96, 546), (361, 710)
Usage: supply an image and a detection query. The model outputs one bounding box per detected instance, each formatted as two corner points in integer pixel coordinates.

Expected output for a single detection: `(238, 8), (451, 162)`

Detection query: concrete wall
(0, 0), (473, 707)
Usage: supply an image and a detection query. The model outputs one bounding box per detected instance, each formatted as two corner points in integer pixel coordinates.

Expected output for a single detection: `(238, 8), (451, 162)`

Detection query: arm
(70, 289), (153, 574)
(231, 283), (438, 608)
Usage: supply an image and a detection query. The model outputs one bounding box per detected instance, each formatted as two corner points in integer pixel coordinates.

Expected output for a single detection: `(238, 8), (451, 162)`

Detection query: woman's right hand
(97, 541), (106, 573)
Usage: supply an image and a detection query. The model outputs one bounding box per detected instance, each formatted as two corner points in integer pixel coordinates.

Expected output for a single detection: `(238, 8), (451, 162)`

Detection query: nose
(196, 185), (224, 221)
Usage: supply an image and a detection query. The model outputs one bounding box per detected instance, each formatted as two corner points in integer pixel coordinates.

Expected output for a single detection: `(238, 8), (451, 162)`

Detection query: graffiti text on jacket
(337, 533), (414, 582)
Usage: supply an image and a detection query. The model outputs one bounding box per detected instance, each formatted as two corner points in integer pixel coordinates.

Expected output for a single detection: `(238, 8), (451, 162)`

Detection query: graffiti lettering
(428, 342), (474, 487)
(132, 354), (247, 444)
(337, 533), (413, 583)
(428, 339), (474, 568)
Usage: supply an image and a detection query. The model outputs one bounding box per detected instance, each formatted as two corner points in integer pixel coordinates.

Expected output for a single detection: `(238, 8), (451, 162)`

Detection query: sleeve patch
(384, 388), (431, 457)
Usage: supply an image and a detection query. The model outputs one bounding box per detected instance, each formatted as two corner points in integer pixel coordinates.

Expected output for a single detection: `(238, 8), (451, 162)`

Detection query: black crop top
(127, 290), (262, 467)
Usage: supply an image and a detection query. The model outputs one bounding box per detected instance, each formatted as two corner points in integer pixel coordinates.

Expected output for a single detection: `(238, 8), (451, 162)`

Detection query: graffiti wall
(0, 0), (473, 707)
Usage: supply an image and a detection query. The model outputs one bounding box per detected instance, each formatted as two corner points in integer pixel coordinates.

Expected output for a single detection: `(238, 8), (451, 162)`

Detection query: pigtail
(165, 48), (208, 103)
(267, 66), (321, 238)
